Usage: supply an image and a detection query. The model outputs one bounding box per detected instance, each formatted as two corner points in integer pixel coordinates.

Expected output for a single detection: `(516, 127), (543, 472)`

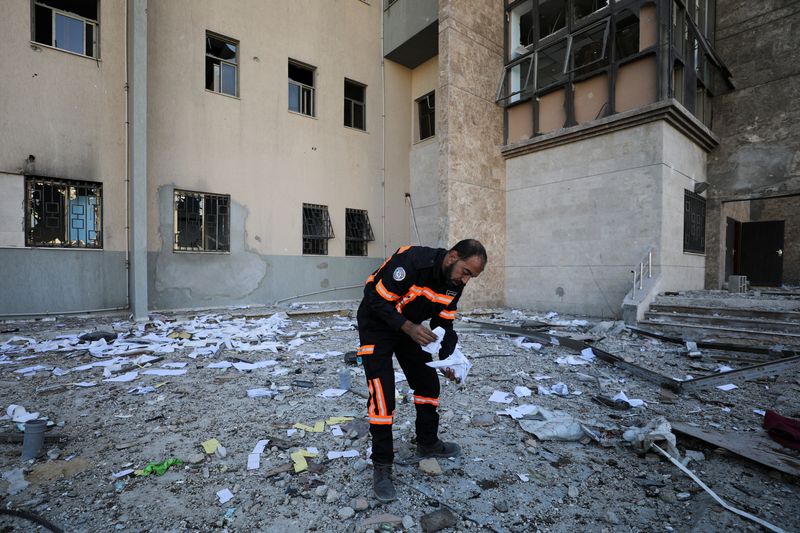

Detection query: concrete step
(643, 311), (800, 334)
(648, 303), (800, 322)
(636, 319), (800, 346)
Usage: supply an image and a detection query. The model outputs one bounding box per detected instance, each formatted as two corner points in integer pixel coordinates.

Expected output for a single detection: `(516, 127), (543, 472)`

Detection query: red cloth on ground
(763, 410), (800, 451)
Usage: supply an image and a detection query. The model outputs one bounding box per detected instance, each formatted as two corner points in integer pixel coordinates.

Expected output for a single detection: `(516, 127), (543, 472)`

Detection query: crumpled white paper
(426, 346), (472, 383)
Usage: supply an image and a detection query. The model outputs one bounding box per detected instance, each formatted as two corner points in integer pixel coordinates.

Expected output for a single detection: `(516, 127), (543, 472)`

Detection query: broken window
(508, 1), (535, 59)
(289, 61), (315, 117)
(538, 0), (566, 40)
(496, 54), (534, 105)
(536, 38), (568, 90)
(205, 32), (238, 97)
(173, 190), (230, 252)
(345, 208), (374, 257)
(684, 190), (706, 254)
(572, 0), (609, 22)
(344, 79), (366, 130)
(25, 176), (102, 248)
(416, 91), (435, 141)
(302, 204), (334, 255)
(567, 20), (609, 74)
(33, 0), (98, 58)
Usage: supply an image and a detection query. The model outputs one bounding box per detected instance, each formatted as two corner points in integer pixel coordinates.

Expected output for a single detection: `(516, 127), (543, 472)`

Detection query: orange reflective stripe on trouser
(413, 394), (440, 407)
(365, 245), (413, 284)
(368, 378), (393, 425)
(375, 279), (400, 302)
(438, 309), (456, 320)
(357, 344), (375, 356)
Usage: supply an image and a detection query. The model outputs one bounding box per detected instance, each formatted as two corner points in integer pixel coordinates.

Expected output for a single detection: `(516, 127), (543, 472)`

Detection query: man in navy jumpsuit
(356, 239), (487, 502)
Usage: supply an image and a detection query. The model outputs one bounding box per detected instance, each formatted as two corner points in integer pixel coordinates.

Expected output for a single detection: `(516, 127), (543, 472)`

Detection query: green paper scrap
(134, 458), (183, 477)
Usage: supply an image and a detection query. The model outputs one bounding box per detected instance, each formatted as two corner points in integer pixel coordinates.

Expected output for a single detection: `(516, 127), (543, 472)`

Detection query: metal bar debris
(629, 326), (798, 357)
(651, 443), (790, 533)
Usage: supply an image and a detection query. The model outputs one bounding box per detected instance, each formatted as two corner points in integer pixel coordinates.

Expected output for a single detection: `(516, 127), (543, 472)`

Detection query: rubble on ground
(0, 301), (798, 532)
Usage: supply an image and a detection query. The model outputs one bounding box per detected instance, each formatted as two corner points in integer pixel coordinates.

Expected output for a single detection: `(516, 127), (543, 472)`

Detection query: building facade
(0, 0), (797, 318)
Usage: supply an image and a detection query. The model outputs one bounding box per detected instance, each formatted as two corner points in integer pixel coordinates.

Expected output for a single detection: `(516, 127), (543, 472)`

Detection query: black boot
(417, 439), (461, 459)
(372, 463), (397, 503)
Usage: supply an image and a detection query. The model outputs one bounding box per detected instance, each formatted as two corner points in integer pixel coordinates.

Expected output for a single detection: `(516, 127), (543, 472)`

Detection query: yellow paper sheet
(201, 438), (220, 454)
(326, 416), (354, 425)
(290, 449), (319, 473)
(294, 421), (325, 433)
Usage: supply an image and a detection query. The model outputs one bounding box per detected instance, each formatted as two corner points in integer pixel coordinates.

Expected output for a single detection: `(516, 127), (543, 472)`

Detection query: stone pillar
(438, 0), (505, 307)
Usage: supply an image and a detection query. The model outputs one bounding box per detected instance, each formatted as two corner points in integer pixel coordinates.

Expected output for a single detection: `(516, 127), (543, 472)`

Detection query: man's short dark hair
(449, 239), (487, 265)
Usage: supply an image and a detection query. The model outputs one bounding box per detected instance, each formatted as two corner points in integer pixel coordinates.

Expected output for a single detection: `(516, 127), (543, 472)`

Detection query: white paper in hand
(426, 345), (471, 383)
(421, 327), (446, 355)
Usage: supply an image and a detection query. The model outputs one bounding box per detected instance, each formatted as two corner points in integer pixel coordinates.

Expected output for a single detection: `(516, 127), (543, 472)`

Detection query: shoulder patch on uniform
(392, 267), (406, 281)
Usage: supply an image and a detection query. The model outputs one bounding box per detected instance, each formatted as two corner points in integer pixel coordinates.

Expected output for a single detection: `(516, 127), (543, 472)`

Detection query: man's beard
(444, 262), (463, 289)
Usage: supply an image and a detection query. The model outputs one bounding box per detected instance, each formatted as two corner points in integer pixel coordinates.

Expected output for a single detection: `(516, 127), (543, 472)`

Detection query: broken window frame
(173, 189), (230, 253)
(416, 91), (436, 141)
(565, 18), (610, 74)
(288, 60), (316, 117)
(205, 31), (239, 97)
(24, 175), (103, 249)
(683, 189), (706, 254)
(344, 79), (366, 131)
(302, 203), (334, 256)
(344, 208), (375, 257)
(32, 0), (99, 58)
(496, 53), (535, 106)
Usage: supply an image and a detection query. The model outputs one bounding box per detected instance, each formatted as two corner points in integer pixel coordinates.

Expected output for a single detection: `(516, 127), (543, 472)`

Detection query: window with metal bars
(683, 190), (706, 254)
(25, 176), (102, 248)
(174, 190), (230, 252)
(302, 204), (334, 255)
(33, 0), (99, 58)
(345, 208), (374, 256)
(206, 32), (238, 97)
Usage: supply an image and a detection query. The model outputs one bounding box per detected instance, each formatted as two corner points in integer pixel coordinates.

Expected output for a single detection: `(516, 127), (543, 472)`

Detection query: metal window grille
(33, 1), (98, 58)
(302, 203), (334, 255)
(206, 32), (238, 97)
(683, 190), (706, 254)
(289, 61), (315, 117)
(417, 92), (435, 140)
(174, 190), (230, 252)
(25, 176), (102, 248)
(345, 208), (374, 256)
(344, 79), (366, 130)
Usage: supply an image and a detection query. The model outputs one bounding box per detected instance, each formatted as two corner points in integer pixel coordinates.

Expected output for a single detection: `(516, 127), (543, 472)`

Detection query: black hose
(0, 508), (65, 533)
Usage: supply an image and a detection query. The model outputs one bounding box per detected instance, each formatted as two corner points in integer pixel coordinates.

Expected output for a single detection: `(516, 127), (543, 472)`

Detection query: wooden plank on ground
(671, 421), (800, 477)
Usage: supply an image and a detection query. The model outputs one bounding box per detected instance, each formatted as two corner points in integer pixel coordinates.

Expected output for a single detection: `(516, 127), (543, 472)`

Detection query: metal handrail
(631, 247), (654, 298)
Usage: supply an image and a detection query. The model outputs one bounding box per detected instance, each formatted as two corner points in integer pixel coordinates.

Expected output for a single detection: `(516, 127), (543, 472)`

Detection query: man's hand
(441, 367), (460, 383)
(401, 321), (437, 346)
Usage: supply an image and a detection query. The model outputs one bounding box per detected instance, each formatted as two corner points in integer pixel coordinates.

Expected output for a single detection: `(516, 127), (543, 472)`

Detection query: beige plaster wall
(146, 0), (397, 258)
(409, 56), (441, 247)
(439, 0), (506, 308)
(0, 0), (128, 252)
(384, 60), (413, 255)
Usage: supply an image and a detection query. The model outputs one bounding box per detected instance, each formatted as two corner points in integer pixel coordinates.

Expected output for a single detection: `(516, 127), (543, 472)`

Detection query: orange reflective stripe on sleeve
(396, 285), (454, 313)
(397, 245), (412, 254)
(357, 345), (375, 356)
(413, 395), (440, 407)
(375, 279), (400, 301)
(438, 310), (456, 320)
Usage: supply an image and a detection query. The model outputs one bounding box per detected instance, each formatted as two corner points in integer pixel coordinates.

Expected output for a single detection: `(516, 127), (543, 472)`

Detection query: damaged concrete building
(0, 0), (797, 319)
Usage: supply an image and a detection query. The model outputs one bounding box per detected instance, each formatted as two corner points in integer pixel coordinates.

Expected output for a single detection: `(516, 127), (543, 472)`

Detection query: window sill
(682, 251), (706, 257)
(205, 89), (240, 100)
(30, 41), (100, 61)
(344, 125), (368, 134)
(289, 110), (317, 119)
(172, 250), (231, 255)
(413, 135), (436, 146)
(23, 245), (103, 251)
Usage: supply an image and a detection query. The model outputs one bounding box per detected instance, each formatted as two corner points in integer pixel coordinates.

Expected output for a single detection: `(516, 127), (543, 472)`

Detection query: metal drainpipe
(380, 6), (387, 258)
